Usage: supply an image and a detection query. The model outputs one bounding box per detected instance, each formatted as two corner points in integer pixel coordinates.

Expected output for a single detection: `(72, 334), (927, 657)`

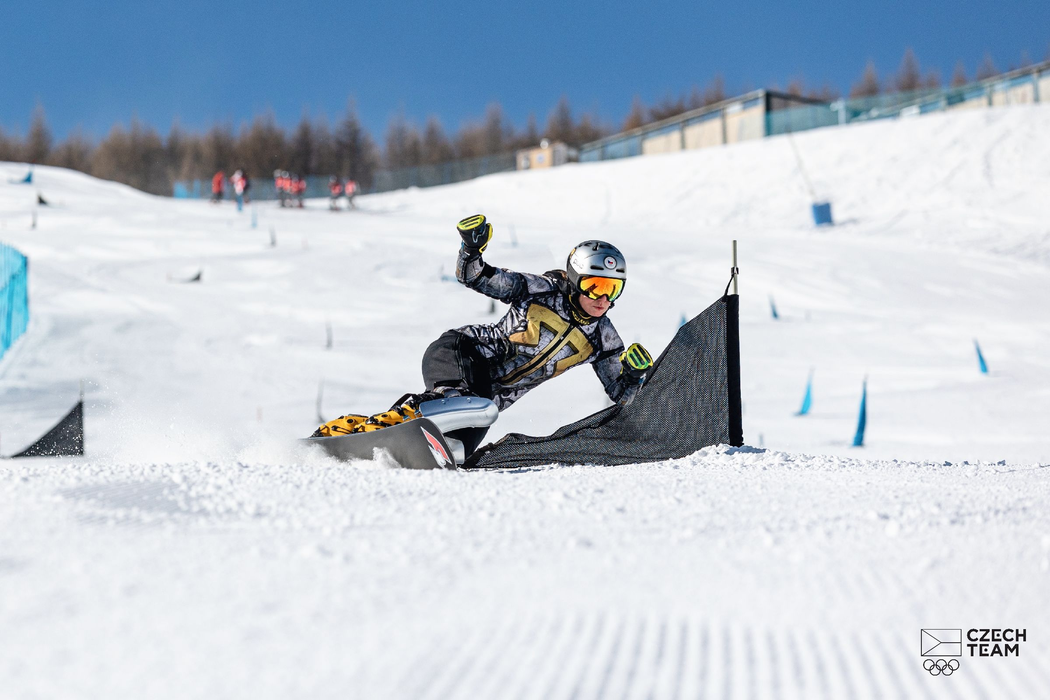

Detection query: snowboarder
(313, 214), (653, 458)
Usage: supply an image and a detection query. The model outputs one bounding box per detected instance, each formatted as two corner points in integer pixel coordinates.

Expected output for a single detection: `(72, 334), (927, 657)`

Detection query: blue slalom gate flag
(20, 170), (32, 184)
(679, 313), (687, 328)
(852, 378), (867, 447)
(769, 296), (779, 320)
(797, 370), (813, 415)
(812, 201), (833, 226)
(974, 340), (988, 374)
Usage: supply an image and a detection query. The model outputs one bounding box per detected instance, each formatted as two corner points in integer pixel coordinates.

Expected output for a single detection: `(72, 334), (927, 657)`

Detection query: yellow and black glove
(457, 214), (493, 254)
(620, 343), (653, 382)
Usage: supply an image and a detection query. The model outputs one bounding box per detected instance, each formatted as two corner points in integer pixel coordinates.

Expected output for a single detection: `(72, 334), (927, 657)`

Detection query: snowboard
(302, 417), (457, 470)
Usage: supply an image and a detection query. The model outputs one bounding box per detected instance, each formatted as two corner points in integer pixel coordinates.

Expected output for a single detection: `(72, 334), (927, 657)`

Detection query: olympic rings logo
(923, 659), (960, 676)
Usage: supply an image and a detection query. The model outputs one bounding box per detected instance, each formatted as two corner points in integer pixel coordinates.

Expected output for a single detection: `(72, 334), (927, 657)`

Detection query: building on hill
(516, 140), (578, 170)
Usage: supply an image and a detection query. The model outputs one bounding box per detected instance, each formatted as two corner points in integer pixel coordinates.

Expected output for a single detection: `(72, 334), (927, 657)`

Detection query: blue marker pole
(974, 340), (988, 374)
(851, 378), (867, 447)
(797, 369), (813, 416)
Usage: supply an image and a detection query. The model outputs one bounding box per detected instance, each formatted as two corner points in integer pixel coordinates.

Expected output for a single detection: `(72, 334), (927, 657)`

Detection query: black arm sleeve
(455, 246), (555, 302)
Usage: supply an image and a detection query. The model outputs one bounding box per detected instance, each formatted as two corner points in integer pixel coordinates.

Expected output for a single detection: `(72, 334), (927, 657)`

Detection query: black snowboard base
(302, 417), (457, 470)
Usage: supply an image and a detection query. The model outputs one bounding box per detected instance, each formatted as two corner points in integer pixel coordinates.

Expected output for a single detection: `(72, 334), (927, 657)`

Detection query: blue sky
(2, 0), (1047, 141)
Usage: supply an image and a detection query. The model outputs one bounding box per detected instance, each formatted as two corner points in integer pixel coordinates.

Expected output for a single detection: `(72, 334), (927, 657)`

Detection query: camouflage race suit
(427, 247), (640, 411)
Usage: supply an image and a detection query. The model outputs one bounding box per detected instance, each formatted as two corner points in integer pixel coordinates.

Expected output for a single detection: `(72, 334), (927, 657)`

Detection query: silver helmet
(566, 240), (627, 301)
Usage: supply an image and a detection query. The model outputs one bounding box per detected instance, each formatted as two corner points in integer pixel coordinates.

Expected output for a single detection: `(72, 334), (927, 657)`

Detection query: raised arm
(455, 214), (552, 302)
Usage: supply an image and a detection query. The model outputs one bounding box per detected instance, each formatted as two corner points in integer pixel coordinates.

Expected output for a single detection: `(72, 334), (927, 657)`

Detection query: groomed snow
(1, 105), (1049, 698)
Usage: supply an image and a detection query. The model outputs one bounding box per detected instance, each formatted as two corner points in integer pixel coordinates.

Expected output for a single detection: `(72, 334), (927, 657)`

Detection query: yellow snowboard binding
(311, 392), (442, 438)
(312, 414), (368, 437)
(354, 400), (421, 433)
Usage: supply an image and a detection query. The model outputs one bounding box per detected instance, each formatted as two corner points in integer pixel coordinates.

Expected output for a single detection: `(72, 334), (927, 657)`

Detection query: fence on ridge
(581, 60), (1050, 163)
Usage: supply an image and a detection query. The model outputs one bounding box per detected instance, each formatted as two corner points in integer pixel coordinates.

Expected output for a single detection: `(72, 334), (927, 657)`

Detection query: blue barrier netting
(1, 242), (29, 360)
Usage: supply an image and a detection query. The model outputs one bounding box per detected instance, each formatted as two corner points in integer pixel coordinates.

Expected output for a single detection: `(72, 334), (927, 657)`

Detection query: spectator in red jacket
(344, 179), (358, 209)
(231, 169), (247, 210)
(293, 174), (306, 208)
(211, 170), (225, 203)
(328, 176), (342, 210)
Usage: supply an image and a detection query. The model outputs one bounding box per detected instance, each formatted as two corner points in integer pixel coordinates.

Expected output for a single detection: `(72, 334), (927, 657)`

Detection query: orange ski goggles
(579, 276), (625, 301)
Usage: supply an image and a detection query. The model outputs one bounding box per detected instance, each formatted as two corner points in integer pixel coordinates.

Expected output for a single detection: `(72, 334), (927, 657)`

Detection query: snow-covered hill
(1, 106), (1049, 698)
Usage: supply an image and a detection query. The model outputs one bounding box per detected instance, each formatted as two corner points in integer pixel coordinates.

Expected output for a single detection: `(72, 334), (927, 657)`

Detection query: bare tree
(481, 102), (511, 156)
(975, 52), (998, 80)
(950, 61), (968, 87)
(647, 92), (686, 122)
(311, 118), (339, 176)
(544, 96), (575, 144)
(923, 70), (942, 90)
(165, 122), (191, 181)
(702, 75), (726, 106)
(236, 112), (287, 177)
(895, 48), (922, 93)
(622, 96), (647, 131)
(383, 109), (422, 169)
(289, 114), (315, 175)
(336, 100), (378, 186)
(684, 85), (704, 111)
(454, 121), (485, 160)
(90, 119), (169, 194)
(49, 128), (94, 172)
(516, 113), (539, 149)
(574, 112), (606, 146)
(200, 122), (236, 177)
(850, 60), (881, 97)
(0, 127), (21, 161)
(421, 117), (454, 165)
(809, 83), (840, 101)
(25, 104), (52, 164)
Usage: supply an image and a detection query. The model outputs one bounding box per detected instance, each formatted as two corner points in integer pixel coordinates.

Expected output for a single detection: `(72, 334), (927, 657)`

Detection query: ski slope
(1, 105), (1049, 698)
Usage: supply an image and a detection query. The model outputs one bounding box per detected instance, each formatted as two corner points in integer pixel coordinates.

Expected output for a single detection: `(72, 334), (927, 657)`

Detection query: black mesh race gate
(465, 294), (743, 469)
